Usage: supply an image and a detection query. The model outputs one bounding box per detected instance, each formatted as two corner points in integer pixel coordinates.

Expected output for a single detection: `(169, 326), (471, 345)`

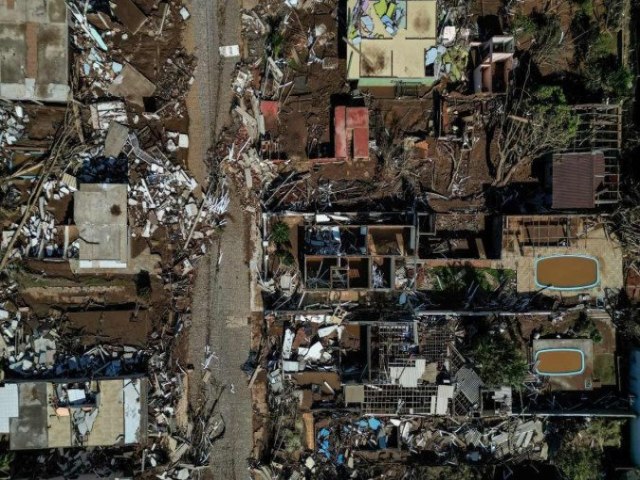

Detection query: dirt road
(184, 0), (254, 479)
(190, 182), (254, 479)
(184, 0), (240, 185)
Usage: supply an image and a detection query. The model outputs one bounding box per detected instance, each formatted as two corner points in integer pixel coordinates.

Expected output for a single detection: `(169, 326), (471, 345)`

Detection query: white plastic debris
(219, 45), (240, 58)
(178, 134), (189, 148)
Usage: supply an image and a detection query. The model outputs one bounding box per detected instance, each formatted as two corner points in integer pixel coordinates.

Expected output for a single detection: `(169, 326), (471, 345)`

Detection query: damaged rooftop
(0, 0), (69, 102)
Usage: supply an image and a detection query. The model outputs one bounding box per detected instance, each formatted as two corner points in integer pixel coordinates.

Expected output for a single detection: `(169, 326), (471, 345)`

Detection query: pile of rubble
(316, 417), (389, 465)
(0, 104), (27, 165)
(68, 0), (195, 108)
(298, 417), (547, 477)
(4, 122), (228, 266)
(0, 289), (153, 379)
(14, 175), (81, 261)
(147, 348), (186, 438)
(398, 418), (547, 461)
(0, 311), (147, 378)
(125, 131), (229, 263)
(282, 323), (342, 372)
(226, 140), (278, 197)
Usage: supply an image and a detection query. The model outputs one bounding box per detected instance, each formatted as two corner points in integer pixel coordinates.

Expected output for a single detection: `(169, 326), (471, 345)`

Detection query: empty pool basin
(535, 254), (599, 290)
(535, 348), (585, 376)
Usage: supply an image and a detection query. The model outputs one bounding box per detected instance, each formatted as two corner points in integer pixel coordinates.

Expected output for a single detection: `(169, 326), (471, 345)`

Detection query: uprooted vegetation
(552, 418), (625, 480)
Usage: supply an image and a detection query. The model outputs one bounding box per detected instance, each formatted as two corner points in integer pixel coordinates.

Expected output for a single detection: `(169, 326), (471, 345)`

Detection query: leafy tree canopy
(470, 334), (529, 388)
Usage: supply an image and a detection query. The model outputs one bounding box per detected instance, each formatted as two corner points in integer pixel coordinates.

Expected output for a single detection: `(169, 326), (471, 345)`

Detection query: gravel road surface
(184, 1), (253, 478)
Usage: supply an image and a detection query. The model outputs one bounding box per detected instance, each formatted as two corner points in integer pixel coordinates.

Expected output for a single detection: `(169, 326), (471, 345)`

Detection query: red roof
(353, 128), (369, 159)
(334, 106), (369, 160)
(334, 106), (347, 159)
(260, 100), (279, 133)
(346, 107), (368, 129)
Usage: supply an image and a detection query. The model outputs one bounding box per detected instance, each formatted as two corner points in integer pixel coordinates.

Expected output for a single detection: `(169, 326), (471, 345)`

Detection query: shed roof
(552, 151), (605, 210)
(74, 184), (129, 266)
(334, 106), (369, 160)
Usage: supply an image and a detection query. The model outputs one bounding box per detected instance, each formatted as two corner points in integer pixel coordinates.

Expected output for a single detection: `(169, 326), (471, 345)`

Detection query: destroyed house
(346, 0), (438, 86)
(341, 318), (495, 416)
(0, 0), (70, 102)
(0, 378), (147, 450)
(271, 212), (419, 292)
(417, 212), (498, 260)
(306, 412), (545, 463)
(302, 221), (416, 291)
(268, 212), (498, 293)
(471, 36), (515, 94)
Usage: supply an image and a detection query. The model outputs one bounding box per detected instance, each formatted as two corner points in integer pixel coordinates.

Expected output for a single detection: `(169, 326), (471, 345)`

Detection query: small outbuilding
(74, 184), (129, 269)
(551, 151), (605, 210)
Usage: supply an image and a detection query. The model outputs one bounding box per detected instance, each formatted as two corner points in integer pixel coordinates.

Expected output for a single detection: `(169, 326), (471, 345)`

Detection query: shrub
(511, 14), (536, 36)
(583, 33), (632, 98)
(554, 446), (603, 480)
(271, 221), (290, 245)
(134, 270), (152, 299)
(277, 250), (295, 267)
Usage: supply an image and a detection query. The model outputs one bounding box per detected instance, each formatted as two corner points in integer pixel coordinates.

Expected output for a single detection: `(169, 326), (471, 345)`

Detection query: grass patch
(594, 353), (617, 385)
(16, 271), (133, 289)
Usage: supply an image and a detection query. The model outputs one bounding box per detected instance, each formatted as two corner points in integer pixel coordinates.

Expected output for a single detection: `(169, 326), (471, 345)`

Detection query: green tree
(583, 419), (623, 450)
(470, 334), (529, 388)
(584, 33), (632, 98)
(492, 84), (578, 187)
(554, 445), (603, 480)
(432, 465), (484, 480)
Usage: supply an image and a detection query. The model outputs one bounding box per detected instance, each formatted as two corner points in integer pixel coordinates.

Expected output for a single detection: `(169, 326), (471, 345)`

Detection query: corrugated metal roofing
(552, 151), (605, 209)
(456, 366), (483, 405)
(0, 384), (18, 433)
(390, 358), (426, 387)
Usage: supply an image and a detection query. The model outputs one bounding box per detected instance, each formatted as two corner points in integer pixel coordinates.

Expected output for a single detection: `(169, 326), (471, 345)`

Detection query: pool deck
(532, 339), (594, 391)
(502, 223), (623, 297)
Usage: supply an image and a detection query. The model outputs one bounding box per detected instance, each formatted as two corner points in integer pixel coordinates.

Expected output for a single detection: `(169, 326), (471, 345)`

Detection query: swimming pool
(535, 254), (599, 291)
(534, 348), (585, 376)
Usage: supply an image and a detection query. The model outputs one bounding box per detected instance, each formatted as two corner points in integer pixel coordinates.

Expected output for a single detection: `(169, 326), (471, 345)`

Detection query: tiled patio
(502, 218), (623, 298)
